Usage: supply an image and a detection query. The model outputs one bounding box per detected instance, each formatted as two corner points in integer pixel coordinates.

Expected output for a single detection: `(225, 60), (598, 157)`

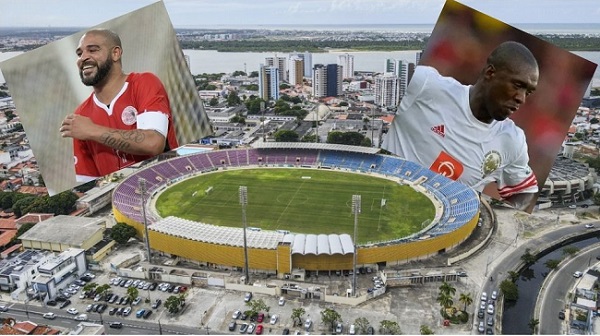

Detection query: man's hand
(504, 192), (536, 212)
(60, 114), (98, 140)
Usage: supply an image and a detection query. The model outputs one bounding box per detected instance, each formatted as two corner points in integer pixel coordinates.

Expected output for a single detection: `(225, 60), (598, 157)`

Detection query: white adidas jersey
(383, 65), (538, 198)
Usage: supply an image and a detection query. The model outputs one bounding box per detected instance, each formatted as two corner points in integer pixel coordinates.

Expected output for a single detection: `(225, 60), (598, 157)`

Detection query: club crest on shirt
(121, 106), (138, 126)
(482, 150), (501, 178)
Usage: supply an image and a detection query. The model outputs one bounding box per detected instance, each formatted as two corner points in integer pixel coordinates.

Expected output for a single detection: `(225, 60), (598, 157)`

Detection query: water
(2, 49), (600, 86)
(502, 236), (600, 334)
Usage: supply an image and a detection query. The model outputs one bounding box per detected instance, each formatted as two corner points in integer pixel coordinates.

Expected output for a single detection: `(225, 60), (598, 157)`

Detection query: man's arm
(503, 192), (536, 212)
(61, 114), (166, 156)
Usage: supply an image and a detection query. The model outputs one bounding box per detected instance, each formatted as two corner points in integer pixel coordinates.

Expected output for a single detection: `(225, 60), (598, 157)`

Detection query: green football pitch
(155, 168), (436, 244)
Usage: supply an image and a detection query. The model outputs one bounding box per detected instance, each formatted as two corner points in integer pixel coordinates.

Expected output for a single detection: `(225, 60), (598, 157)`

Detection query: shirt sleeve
(497, 145), (538, 198)
(396, 65), (433, 113)
(133, 73), (171, 137)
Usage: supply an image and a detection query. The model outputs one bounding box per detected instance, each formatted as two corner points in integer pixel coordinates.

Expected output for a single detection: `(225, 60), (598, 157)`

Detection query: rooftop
(18, 215), (105, 247)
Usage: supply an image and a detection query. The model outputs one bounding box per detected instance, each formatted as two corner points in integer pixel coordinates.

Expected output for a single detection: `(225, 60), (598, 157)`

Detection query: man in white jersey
(383, 41), (539, 211)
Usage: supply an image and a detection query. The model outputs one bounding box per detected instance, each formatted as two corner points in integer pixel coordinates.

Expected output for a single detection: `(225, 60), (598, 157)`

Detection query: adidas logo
(431, 124), (445, 137)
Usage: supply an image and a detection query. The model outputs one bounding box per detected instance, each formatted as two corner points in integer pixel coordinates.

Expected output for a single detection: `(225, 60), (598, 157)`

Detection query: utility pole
(239, 186), (250, 285)
(352, 195), (361, 297)
(139, 178), (152, 263)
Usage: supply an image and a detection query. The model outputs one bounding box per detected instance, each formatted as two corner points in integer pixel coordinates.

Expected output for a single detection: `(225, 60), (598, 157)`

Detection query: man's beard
(80, 57), (112, 86)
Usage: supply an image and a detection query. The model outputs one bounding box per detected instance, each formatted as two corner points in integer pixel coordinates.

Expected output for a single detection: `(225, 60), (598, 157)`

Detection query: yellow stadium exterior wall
(114, 204), (478, 272)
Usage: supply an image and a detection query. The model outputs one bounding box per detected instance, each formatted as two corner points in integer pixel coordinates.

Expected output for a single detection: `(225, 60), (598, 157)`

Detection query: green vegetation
(179, 39), (428, 52)
(110, 223), (138, 244)
(155, 169), (435, 244)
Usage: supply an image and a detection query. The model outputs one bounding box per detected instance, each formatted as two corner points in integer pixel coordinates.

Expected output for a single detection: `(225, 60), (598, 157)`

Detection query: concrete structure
(337, 53), (354, 79)
(374, 73), (400, 108)
(0, 249), (52, 292)
(19, 215), (106, 252)
(69, 322), (105, 335)
(265, 55), (287, 82)
(312, 64), (342, 98)
(288, 56), (304, 86)
(258, 65), (280, 101)
(539, 155), (595, 204)
(75, 183), (116, 215)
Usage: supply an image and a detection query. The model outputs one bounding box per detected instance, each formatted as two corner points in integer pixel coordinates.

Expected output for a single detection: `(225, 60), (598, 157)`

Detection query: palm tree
(436, 292), (453, 309)
(528, 318), (539, 334)
(439, 282), (456, 297)
(459, 292), (473, 312)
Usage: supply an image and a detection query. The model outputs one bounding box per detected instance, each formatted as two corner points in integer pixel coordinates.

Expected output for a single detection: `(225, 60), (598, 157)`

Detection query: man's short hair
(487, 41), (538, 73)
(84, 28), (122, 49)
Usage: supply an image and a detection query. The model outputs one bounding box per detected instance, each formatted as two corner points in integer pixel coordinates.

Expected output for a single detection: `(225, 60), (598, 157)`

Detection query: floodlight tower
(139, 178), (152, 263)
(351, 194), (361, 297)
(239, 186), (250, 285)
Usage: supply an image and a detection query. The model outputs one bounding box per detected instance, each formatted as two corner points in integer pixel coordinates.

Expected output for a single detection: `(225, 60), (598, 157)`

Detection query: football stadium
(112, 143), (480, 277)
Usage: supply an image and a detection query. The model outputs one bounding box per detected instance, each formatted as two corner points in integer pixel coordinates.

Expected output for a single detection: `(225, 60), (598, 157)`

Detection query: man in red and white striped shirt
(383, 41), (539, 211)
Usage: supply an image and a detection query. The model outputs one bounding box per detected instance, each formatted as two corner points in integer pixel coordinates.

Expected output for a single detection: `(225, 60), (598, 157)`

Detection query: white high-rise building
(258, 64), (280, 101)
(288, 56), (305, 86)
(384, 58), (410, 100)
(265, 55), (287, 82)
(303, 52), (312, 77)
(312, 64), (328, 98)
(337, 53), (354, 79)
(374, 73), (400, 108)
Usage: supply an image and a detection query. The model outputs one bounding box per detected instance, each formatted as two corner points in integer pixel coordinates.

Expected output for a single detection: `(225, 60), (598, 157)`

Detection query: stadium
(112, 143), (480, 278)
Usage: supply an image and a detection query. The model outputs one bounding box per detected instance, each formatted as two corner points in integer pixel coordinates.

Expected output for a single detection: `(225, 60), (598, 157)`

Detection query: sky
(1, 0), (600, 28)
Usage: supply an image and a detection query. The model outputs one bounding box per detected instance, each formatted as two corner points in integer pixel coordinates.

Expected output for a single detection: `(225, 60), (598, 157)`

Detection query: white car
(491, 291), (497, 300)
(573, 271), (583, 278)
(84, 272), (95, 279)
(42, 312), (56, 320)
(487, 304), (494, 315)
(481, 292), (487, 302)
(67, 308), (79, 315)
(74, 314), (88, 321)
(569, 204), (577, 209)
(304, 319), (312, 330)
(479, 300), (486, 310)
(278, 296), (285, 306)
(232, 310), (241, 319)
(270, 314), (278, 325)
(585, 224), (595, 229)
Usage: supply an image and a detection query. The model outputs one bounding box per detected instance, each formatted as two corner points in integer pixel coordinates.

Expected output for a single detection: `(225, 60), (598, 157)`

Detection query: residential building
(384, 58), (410, 99)
(0, 249), (51, 292)
(288, 56), (305, 87)
(337, 53), (354, 79)
(258, 65), (280, 101)
(31, 248), (87, 300)
(265, 55), (287, 82)
(312, 64), (343, 98)
(374, 73), (400, 108)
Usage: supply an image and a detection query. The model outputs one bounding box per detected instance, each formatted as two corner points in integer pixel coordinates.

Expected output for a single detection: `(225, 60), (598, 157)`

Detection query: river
(1, 49), (600, 87)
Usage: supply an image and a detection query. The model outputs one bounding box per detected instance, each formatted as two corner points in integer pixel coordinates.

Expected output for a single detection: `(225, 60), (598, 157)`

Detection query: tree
(562, 246), (580, 256)
(520, 248), (537, 265)
(420, 325), (434, 335)
(231, 115), (246, 124)
(227, 91), (242, 106)
(291, 307), (305, 327)
(339, 101), (348, 107)
(500, 279), (519, 301)
(528, 318), (539, 334)
(249, 71), (259, 78)
(246, 298), (269, 318)
(439, 282), (456, 297)
(95, 284), (111, 296)
(15, 223), (35, 238)
(274, 130), (299, 142)
(209, 97), (219, 106)
(82, 282), (98, 293)
(320, 307), (341, 333)
(327, 131), (366, 146)
(126, 286), (139, 305)
(458, 292), (473, 312)
(301, 134), (318, 143)
(508, 271), (520, 282)
(590, 117), (599, 124)
(232, 70), (247, 77)
(165, 295), (184, 314)
(110, 223), (138, 244)
(74, 180), (97, 193)
(379, 320), (401, 335)
(280, 83), (291, 90)
(354, 317), (370, 335)
(545, 259), (561, 270)
(436, 292), (453, 309)
(593, 192), (600, 206)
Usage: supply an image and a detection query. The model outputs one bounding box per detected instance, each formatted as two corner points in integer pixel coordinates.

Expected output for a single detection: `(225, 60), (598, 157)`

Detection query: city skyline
(1, 0), (600, 29)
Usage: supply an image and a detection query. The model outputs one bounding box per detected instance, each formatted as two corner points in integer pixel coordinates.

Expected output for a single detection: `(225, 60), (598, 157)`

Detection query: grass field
(155, 168), (435, 244)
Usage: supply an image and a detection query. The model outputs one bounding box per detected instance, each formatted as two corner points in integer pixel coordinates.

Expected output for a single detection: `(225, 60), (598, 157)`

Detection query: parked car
(247, 323), (256, 334)
(46, 300), (57, 307)
(487, 316), (494, 326)
(109, 322), (123, 329)
(481, 292), (487, 302)
(349, 324), (356, 335)
(152, 299), (162, 309)
(335, 322), (343, 334)
(116, 307), (124, 316)
(257, 312), (265, 323)
(239, 323), (249, 333)
(240, 312), (248, 320)
(366, 326), (375, 335)
(67, 307), (78, 315)
(149, 282), (158, 291)
(270, 314), (278, 325)
(108, 307), (117, 315)
(60, 300), (72, 309)
(136, 309), (146, 318)
(228, 321), (237, 331)
(123, 307), (132, 316)
(491, 291), (497, 300)
(304, 319), (312, 330)
(42, 312), (56, 320)
(278, 297), (285, 306)
(559, 310), (566, 320)
(282, 328), (290, 335)
(244, 292), (252, 302)
(132, 297), (142, 305)
(487, 304), (494, 315)
(478, 321), (485, 333)
(232, 310), (242, 319)
(585, 224), (595, 229)
(573, 271), (583, 278)
(143, 310), (153, 319)
(256, 324), (264, 335)
(86, 304), (93, 312)
(478, 309), (485, 319)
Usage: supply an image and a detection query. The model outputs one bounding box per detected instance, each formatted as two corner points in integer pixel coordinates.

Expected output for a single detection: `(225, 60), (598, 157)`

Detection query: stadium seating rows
(113, 147), (479, 242)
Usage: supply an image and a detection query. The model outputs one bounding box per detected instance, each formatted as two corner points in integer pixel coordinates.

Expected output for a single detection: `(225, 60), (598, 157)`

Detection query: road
(1, 302), (207, 335)
(538, 244), (600, 334)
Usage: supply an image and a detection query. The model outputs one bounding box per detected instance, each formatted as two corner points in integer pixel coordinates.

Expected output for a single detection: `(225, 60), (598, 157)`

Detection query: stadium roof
(284, 233), (354, 255)
(150, 217), (285, 249)
(251, 142), (380, 154)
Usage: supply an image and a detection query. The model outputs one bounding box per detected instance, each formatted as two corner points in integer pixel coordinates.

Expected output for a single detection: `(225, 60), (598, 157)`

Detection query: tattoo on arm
(99, 130), (145, 151)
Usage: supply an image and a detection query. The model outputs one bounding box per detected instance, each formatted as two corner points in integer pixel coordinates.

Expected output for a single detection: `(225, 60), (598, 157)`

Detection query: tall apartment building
(265, 55), (287, 82)
(290, 51), (313, 78)
(258, 64), (280, 101)
(312, 64), (343, 98)
(374, 73), (400, 108)
(337, 53), (354, 79)
(384, 58), (410, 100)
(288, 56), (305, 86)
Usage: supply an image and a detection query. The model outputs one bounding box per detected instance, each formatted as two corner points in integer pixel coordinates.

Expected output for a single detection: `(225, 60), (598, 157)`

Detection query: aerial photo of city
(1, 0), (600, 335)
